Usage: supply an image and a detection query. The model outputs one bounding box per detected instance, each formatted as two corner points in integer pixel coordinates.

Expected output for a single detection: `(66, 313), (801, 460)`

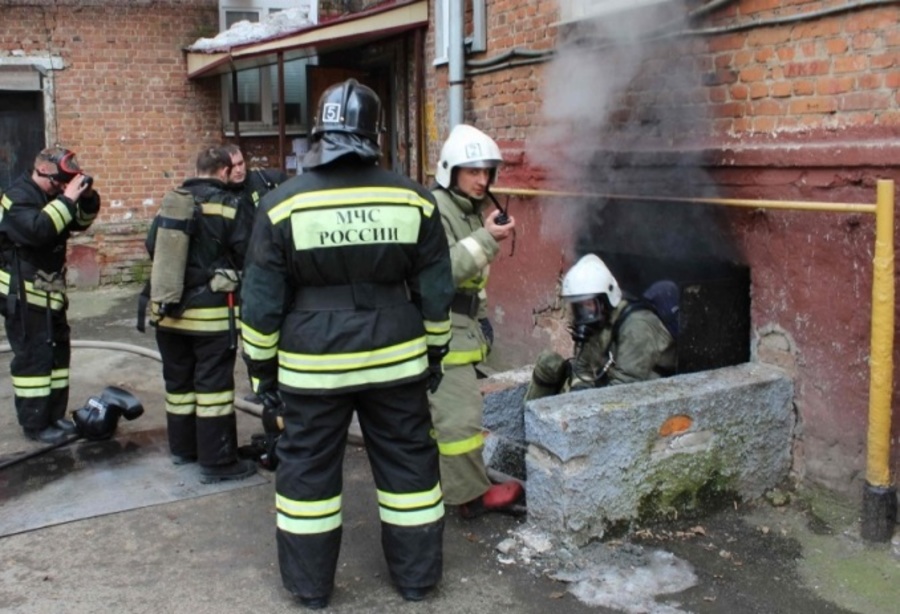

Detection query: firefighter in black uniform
(145, 147), (256, 483)
(0, 147), (100, 444)
(240, 79), (454, 609)
(223, 143), (288, 226)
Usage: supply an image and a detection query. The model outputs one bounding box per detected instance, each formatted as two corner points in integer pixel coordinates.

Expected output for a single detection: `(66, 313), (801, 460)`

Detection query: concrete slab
(525, 363), (795, 545)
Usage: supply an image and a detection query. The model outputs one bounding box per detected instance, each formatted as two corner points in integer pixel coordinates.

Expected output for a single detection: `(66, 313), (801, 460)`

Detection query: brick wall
(2, 0), (222, 286)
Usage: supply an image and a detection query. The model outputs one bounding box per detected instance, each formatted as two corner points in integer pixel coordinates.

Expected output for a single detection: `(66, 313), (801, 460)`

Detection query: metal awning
(186, 0), (427, 79)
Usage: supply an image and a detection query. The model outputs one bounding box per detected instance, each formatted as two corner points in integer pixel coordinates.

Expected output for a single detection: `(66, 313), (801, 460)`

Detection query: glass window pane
(227, 69), (261, 122)
(269, 59), (306, 126)
(226, 10), (260, 28)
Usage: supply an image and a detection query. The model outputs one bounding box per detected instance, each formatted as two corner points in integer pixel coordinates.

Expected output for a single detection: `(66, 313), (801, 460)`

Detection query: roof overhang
(186, 0), (427, 79)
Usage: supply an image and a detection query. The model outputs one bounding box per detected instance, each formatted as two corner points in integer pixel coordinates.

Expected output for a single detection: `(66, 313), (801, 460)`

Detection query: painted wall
(424, 0), (900, 496)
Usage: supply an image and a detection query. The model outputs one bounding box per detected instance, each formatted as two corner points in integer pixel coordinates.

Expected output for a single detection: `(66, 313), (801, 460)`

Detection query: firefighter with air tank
(525, 254), (677, 400)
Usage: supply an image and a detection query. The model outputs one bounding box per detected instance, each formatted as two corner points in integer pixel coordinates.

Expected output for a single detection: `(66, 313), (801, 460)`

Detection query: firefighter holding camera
(0, 146), (100, 445)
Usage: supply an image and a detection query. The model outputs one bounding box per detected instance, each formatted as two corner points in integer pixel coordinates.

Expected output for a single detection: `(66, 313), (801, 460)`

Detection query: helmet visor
(570, 297), (605, 327)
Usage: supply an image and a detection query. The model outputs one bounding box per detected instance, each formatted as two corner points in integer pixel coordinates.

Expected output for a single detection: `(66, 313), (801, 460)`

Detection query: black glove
(256, 389), (284, 471)
(427, 346), (448, 394)
(479, 317), (494, 346)
(258, 390), (284, 435)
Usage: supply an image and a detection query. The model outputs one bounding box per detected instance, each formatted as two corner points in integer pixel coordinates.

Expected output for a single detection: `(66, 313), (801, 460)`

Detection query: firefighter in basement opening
(524, 253), (677, 401)
(429, 124), (525, 518)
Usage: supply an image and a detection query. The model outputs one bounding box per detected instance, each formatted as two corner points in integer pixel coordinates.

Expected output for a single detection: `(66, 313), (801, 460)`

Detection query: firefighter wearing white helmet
(429, 123), (523, 518)
(525, 253), (676, 399)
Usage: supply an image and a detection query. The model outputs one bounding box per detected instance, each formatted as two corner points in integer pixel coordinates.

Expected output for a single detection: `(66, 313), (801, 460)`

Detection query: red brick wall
(2, 0), (222, 285)
(425, 0), (900, 495)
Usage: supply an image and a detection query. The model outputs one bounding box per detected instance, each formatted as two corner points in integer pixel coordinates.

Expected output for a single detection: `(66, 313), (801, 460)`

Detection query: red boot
(459, 481), (525, 519)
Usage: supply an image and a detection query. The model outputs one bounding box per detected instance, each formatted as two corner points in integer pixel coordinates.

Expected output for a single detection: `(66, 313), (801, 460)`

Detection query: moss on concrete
(637, 453), (739, 522)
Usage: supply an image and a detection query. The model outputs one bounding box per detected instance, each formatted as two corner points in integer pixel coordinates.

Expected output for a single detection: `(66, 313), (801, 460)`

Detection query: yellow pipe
(866, 179), (895, 488)
(491, 186), (877, 214)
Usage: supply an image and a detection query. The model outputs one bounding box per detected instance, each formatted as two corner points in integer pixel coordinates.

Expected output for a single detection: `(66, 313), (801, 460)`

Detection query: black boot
(199, 459), (257, 484)
(24, 425), (69, 445)
(54, 418), (78, 435)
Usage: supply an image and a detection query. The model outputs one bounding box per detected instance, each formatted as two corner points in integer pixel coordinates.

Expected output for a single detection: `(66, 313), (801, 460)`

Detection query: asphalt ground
(0, 285), (898, 613)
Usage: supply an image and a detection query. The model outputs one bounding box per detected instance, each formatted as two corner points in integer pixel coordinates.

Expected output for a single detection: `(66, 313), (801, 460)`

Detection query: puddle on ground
(0, 428), (268, 537)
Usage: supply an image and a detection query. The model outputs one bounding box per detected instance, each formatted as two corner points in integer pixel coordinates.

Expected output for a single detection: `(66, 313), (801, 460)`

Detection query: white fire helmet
(435, 124), (503, 189)
(560, 254), (622, 308)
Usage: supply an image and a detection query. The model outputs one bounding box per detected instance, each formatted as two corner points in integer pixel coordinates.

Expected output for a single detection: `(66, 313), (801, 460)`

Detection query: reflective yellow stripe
(281, 337), (426, 372)
(280, 354), (427, 391)
(459, 276), (488, 291)
(12, 374), (51, 398)
(290, 205), (422, 249)
(200, 202), (237, 219)
(276, 492), (342, 535)
(1, 194), (11, 209)
(443, 345), (487, 366)
(377, 482), (445, 527)
(76, 206), (97, 226)
(437, 431), (484, 457)
(165, 391), (196, 416)
(424, 319), (452, 347)
(43, 199), (73, 233)
(153, 304), (236, 333)
(241, 322), (279, 361)
(269, 186), (435, 224)
(0, 270), (66, 310)
(458, 236), (489, 270)
(196, 390), (234, 418)
(51, 368), (69, 389)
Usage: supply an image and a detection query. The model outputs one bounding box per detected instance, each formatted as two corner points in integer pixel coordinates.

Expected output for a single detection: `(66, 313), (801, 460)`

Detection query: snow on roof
(188, 7), (314, 53)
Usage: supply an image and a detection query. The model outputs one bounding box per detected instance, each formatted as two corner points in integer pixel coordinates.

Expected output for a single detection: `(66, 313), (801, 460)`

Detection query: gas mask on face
(37, 149), (93, 188)
(568, 295), (610, 344)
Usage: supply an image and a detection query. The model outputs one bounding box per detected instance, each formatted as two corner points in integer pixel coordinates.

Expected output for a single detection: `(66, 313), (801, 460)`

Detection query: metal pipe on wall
(448, 0), (465, 128)
(862, 179), (898, 541)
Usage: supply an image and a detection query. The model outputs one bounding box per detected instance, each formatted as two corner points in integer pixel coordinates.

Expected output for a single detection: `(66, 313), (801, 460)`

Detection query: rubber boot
(458, 481), (525, 519)
(200, 458), (257, 484)
(24, 425), (69, 445)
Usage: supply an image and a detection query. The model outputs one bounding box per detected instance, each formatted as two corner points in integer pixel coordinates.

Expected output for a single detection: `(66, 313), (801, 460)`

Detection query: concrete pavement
(0, 285), (898, 613)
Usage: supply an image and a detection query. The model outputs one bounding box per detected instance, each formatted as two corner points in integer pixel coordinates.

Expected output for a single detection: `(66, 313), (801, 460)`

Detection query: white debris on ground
(188, 7), (314, 52)
(497, 526), (698, 613)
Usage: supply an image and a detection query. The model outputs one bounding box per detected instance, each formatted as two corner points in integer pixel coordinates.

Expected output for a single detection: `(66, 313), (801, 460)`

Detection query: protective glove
(479, 317), (494, 346)
(256, 389), (284, 471)
(258, 389), (284, 435)
(427, 346), (448, 394)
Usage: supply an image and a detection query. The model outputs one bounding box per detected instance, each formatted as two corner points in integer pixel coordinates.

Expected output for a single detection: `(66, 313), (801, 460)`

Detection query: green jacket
(432, 187), (499, 366)
(569, 299), (677, 388)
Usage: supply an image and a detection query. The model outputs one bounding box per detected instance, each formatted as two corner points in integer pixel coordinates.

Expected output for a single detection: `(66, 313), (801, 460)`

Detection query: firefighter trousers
(428, 363), (491, 505)
(155, 329), (238, 466)
(1, 300), (70, 431)
(275, 379), (444, 600)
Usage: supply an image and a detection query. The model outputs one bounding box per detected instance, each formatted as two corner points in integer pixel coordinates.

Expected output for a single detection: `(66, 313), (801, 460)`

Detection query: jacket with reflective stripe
(241, 161), (454, 395)
(432, 187), (499, 366)
(0, 172), (100, 303)
(146, 177), (248, 335)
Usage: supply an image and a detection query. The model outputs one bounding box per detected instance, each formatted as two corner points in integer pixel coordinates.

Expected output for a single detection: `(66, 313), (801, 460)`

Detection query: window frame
(218, 1), (319, 136)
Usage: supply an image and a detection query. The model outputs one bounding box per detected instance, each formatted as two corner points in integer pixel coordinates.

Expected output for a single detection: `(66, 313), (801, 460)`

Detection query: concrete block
(481, 367), (532, 478)
(524, 363), (795, 545)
